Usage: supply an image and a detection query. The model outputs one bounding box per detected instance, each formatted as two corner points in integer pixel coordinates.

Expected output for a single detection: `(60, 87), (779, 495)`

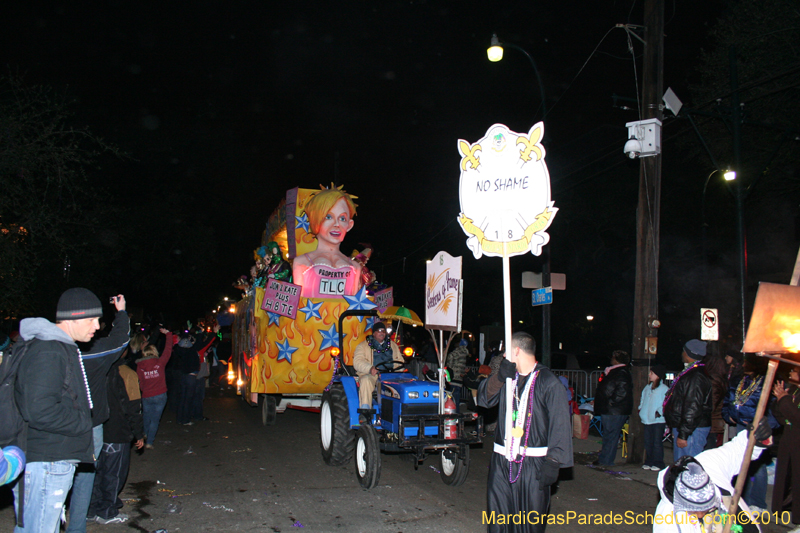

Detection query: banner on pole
(456, 123), (557, 259)
(425, 251), (463, 331)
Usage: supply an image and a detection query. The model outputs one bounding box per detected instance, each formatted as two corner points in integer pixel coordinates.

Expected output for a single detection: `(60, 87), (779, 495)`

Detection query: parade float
(232, 186), (386, 425)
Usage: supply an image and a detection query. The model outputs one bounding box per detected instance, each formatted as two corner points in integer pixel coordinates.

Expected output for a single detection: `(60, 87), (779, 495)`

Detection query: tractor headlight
(408, 391), (419, 399)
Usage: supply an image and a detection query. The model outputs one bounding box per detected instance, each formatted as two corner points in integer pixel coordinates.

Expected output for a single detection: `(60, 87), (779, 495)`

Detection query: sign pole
(503, 242), (513, 360)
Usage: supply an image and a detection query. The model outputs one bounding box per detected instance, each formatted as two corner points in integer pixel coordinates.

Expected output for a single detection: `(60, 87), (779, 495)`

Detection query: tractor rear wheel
(320, 384), (354, 466)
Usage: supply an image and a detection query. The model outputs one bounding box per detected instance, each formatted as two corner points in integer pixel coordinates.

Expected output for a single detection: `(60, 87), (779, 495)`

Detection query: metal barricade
(550, 369), (589, 399)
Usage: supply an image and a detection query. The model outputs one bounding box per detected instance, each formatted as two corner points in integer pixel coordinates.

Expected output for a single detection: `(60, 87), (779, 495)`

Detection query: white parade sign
(425, 251), (463, 331)
(701, 308), (719, 341)
(457, 123), (557, 259)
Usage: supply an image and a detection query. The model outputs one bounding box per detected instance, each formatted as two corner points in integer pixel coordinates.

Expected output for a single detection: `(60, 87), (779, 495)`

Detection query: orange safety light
(403, 347), (414, 357)
(330, 347), (340, 357)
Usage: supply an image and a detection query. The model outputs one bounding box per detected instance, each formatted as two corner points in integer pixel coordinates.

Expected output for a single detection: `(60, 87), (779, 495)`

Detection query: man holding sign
(477, 332), (573, 532)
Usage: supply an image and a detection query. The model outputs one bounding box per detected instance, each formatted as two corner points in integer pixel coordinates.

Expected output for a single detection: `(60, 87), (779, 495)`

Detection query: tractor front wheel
(440, 446), (470, 486)
(354, 424), (381, 489)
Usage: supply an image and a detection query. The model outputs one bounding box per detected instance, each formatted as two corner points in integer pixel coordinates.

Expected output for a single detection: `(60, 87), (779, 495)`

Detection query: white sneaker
(641, 465), (651, 470)
(747, 506), (766, 521)
(96, 513), (129, 524)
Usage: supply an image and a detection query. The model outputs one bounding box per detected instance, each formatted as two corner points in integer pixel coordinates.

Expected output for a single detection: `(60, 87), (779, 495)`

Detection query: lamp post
(701, 169), (741, 336)
(487, 34), (553, 367)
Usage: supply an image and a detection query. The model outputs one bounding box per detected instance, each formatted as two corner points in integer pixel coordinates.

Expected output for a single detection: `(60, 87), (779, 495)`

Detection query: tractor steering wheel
(374, 360), (408, 373)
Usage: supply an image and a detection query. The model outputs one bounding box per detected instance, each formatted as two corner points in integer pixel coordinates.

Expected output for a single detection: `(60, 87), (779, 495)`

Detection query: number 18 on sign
(532, 287), (553, 307)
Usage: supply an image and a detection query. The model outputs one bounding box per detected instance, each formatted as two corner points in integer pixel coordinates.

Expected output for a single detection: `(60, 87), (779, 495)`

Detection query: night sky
(8, 0), (778, 367)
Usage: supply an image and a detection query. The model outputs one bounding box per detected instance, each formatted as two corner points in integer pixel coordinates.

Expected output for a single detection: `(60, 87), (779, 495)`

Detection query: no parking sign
(701, 308), (718, 341)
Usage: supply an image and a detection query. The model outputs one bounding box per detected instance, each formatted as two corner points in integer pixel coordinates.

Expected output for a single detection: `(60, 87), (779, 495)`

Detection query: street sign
(532, 287), (553, 306)
(701, 308), (719, 341)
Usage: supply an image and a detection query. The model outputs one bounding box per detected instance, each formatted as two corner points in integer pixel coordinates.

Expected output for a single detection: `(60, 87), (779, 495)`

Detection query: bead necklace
(662, 362), (704, 409)
(77, 349), (93, 410)
(508, 368), (539, 484)
(733, 375), (762, 407)
(367, 335), (392, 355)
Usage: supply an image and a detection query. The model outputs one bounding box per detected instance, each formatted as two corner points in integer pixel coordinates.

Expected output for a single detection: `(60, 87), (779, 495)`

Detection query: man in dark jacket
(13, 288), (103, 533)
(174, 329), (216, 425)
(592, 350), (633, 466)
(66, 295), (130, 533)
(88, 358), (144, 524)
(664, 339), (713, 460)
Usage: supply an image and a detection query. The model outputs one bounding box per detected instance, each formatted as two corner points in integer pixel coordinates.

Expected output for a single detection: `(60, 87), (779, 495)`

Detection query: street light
(486, 34), (547, 123)
(724, 170), (736, 181)
(487, 33), (552, 366)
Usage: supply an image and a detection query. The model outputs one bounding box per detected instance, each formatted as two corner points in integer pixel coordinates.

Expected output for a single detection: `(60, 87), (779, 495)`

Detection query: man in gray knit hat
(11, 288), (125, 533)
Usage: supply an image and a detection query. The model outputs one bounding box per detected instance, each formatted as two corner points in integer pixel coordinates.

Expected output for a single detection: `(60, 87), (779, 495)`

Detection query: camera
(109, 296), (117, 303)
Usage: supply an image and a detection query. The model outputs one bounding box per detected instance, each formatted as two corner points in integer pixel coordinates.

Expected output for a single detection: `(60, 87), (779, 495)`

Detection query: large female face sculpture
(314, 197), (354, 247)
(292, 188), (362, 298)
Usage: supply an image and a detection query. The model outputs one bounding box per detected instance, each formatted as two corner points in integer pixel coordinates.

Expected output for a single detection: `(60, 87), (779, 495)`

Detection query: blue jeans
(643, 423), (666, 469)
(143, 393), (168, 444)
(672, 426), (711, 461)
(597, 415), (627, 466)
(13, 461), (76, 533)
(65, 424), (103, 533)
(735, 424), (769, 509)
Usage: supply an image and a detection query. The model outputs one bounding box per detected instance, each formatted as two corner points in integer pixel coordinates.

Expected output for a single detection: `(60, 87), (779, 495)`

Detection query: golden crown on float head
(312, 183), (359, 207)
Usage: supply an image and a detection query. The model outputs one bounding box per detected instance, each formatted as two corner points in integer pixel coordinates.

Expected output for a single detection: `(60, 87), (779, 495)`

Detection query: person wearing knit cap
(353, 322), (403, 412)
(66, 294), (131, 532)
(663, 339), (713, 461)
(639, 364), (669, 470)
(654, 418), (772, 533)
(11, 288), (110, 532)
(683, 339), (707, 361)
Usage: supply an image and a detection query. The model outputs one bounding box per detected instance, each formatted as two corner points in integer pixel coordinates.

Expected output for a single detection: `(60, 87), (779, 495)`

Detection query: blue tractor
(320, 310), (483, 489)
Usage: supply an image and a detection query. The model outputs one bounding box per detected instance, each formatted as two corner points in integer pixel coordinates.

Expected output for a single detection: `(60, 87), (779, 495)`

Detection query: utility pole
(628, 0), (664, 464)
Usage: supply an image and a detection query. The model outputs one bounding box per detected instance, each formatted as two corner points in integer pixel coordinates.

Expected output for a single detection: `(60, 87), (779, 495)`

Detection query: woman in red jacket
(136, 328), (173, 449)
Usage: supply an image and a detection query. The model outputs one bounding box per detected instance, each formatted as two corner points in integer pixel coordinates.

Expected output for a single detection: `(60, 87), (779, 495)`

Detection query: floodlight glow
(724, 170), (736, 181)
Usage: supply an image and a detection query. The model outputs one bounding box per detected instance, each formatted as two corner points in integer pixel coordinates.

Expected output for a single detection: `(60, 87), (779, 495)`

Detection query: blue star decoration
(276, 339), (298, 364)
(365, 316), (376, 331)
(343, 286), (377, 322)
(267, 311), (282, 326)
(295, 213), (310, 233)
(318, 323), (345, 351)
(298, 300), (323, 322)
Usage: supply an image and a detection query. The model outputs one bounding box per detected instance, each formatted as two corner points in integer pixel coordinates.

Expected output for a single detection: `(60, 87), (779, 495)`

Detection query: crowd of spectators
(1, 288), (229, 531)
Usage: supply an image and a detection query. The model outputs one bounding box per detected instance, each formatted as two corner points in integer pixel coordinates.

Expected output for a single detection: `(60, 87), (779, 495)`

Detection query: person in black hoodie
(13, 288), (120, 533)
(592, 350), (633, 467)
(65, 295), (130, 533)
(174, 328), (216, 425)
(87, 358), (144, 524)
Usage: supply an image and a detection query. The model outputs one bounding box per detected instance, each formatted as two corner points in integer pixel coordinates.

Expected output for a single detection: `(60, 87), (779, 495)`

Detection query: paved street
(0, 390), (792, 532)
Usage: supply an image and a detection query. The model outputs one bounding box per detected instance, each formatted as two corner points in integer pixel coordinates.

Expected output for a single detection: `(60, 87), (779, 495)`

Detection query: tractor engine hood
(380, 374), (440, 403)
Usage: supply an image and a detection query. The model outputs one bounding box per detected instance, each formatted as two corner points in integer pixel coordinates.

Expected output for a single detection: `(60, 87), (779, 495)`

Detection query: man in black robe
(477, 332), (573, 532)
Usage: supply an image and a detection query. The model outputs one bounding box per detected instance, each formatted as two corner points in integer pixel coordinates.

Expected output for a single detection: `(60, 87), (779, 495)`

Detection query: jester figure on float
(292, 186), (363, 299)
